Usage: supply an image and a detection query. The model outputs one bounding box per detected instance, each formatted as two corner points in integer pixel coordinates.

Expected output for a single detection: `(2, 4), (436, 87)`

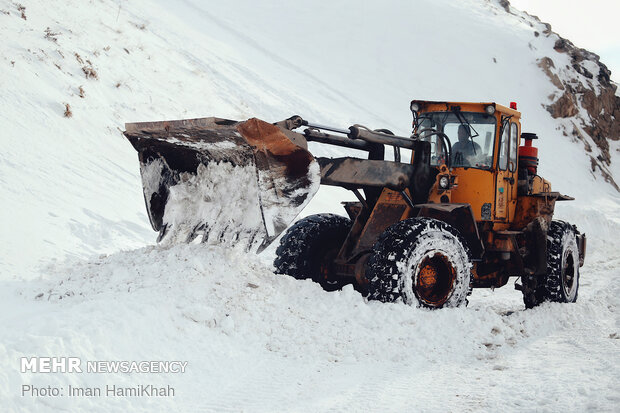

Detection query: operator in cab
(451, 124), (482, 166)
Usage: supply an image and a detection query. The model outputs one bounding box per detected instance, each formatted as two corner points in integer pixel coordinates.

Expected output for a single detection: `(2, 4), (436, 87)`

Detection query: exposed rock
(572, 124), (592, 152)
(590, 156), (620, 191)
(546, 40), (618, 145)
(515, 8), (619, 190)
(538, 57), (564, 90)
(498, 0), (510, 13)
(543, 39), (620, 156)
(547, 92), (578, 118)
(581, 88), (620, 161)
(496, 0), (618, 190)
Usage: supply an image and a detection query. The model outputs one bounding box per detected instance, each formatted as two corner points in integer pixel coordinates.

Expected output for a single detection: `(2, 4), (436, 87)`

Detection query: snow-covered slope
(1, 0), (619, 411)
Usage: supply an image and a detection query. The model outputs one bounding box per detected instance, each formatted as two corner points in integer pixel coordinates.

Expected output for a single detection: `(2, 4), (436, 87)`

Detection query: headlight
(439, 176), (449, 189)
(485, 105), (496, 115)
(410, 102), (420, 112)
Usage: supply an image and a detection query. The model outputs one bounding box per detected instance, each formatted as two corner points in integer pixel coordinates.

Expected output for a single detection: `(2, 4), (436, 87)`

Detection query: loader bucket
(124, 117), (320, 252)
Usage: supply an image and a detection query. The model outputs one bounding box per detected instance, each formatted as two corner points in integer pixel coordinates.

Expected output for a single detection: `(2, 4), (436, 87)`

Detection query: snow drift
(2, 234), (618, 411)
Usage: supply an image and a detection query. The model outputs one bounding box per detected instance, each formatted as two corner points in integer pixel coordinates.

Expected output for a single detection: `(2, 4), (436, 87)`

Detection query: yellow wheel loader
(124, 100), (586, 309)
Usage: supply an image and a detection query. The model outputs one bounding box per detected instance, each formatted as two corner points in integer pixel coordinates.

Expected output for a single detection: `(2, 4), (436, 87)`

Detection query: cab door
(495, 119), (519, 222)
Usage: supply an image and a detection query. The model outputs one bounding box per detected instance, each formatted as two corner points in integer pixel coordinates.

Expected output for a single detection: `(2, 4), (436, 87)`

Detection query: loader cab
(411, 101), (521, 227)
(415, 110), (496, 169)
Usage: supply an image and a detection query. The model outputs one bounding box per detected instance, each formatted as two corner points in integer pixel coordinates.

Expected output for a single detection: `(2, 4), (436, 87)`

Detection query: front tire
(522, 220), (580, 308)
(367, 218), (472, 308)
(274, 214), (352, 291)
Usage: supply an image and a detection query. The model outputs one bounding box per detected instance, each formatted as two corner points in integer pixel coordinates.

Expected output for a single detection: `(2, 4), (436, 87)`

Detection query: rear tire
(274, 214), (352, 291)
(522, 220), (580, 308)
(367, 218), (472, 308)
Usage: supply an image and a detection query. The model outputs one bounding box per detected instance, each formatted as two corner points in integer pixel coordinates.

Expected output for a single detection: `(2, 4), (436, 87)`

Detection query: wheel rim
(415, 253), (457, 307)
(562, 251), (576, 297)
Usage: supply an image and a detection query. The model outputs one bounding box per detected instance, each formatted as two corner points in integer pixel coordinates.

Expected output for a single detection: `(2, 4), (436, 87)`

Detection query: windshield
(416, 111), (496, 169)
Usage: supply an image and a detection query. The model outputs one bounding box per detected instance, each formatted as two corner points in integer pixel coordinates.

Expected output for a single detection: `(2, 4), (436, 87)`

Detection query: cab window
(509, 122), (519, 172)
(416, 111), (496, 169)
(498, 121), (509, 170)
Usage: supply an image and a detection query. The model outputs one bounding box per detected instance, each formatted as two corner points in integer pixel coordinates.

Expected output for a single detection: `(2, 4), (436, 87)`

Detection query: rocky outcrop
(538, 57), (564, 91)
(550, 39), (619, 146)
(498, 0), (511, 13)
(496, 0), (619, 191)
(543, 38), (619, 190)
(546, 91), (578, 118)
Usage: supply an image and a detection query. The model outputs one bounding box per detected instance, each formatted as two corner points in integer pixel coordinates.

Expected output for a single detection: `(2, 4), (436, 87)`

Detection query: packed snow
(159, 161), (264, 246)
(1, 0), (619, 411)
(3, 227), (619, 411)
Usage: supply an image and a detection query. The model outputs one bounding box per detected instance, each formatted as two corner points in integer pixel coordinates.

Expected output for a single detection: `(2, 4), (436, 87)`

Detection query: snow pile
(161, 162), (264, 247)
(145, 150), (320, 250)
(0, 241), (617, 411)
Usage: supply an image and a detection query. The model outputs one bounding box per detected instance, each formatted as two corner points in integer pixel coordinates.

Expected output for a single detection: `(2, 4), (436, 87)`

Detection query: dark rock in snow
(501, 1), (620, 191)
